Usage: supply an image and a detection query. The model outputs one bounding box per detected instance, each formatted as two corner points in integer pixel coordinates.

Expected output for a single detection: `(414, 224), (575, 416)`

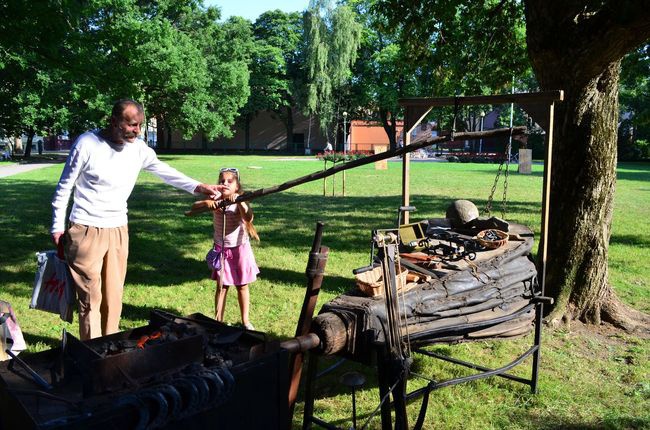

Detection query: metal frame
(302, 91), (563, 430)
(382, 91), (563, 428)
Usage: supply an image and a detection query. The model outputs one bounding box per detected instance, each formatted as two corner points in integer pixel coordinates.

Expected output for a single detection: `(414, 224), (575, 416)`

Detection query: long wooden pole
(185, 127), (527, 216)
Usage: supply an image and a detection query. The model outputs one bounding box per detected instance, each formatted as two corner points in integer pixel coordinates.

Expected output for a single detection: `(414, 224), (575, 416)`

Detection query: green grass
(0, 155), (648, 429)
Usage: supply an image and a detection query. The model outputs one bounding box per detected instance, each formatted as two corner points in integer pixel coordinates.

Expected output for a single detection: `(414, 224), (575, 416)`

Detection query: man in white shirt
(51, 99), (224, 340)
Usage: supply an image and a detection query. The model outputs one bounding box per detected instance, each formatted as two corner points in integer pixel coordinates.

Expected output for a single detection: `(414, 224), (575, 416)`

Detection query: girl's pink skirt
(211, 241), (259, 286)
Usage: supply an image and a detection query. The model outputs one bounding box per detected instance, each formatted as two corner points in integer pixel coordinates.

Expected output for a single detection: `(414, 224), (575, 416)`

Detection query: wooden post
(518, 148), (533, 174)
(374, 145), (388, 170)
(538, 103), (554, 303)
(288, 222), (328, 421)
(531, 102), (556, 394)
(322, 161), (327, 196)
(402, 133), (411, 224)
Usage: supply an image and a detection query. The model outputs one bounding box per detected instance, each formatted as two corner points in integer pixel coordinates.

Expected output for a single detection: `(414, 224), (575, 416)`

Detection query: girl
(210, 167), (260, 330)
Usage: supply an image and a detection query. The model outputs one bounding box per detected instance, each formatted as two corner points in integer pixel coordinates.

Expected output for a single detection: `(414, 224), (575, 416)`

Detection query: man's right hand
(52, 232), (64, 246)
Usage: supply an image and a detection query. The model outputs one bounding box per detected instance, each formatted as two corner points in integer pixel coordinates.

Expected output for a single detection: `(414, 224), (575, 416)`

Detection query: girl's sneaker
(244, 322), (255, 331)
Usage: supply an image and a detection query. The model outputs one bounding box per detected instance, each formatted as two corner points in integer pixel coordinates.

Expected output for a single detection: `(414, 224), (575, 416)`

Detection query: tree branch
(577, 0), (650, 77)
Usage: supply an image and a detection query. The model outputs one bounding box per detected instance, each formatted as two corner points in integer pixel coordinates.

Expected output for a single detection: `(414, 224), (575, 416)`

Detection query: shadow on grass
(20, 332), (63, 351)
(10, 154), (68, 164)
(120, 303), (188, 325)
(0, 179), (541, 295)
(616, 163), (650, 183)
(610, 234), (650, 247)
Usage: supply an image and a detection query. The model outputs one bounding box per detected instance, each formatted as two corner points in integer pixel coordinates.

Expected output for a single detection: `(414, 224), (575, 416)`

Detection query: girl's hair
(219, 169), (260, 242)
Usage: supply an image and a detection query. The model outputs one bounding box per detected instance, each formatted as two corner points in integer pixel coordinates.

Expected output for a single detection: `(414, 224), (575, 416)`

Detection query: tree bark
(284, 106), (295, 153)
(525, 0), (650, 331)
(244, 113), (251, 152)
(165, 124), (172, 150)
(379, 108), (398, 151)
(24, 130), (34, 158)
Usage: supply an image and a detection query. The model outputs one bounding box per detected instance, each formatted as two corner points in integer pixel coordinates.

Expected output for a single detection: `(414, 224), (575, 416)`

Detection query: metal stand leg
(376, 350), (393, 430)
(531, 302), (544, 394)
(393, 362), (409, 430)
(301, 352), (319, 430)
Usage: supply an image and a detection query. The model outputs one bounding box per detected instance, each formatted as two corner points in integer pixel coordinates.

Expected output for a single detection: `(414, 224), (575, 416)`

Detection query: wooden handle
(184, 199), (218, 216)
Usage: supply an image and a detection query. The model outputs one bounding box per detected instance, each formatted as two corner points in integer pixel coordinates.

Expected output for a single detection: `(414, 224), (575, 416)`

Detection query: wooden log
(311, 312), (350, 356)
(398, 91), (564, 108)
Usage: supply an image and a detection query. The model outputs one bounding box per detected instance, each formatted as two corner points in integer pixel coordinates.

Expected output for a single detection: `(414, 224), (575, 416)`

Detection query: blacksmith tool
(6, 347), (53, 391)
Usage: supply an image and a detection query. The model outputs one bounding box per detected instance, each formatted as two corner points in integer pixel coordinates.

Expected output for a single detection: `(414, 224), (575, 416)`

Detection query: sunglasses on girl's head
(220, 167), (239, 177)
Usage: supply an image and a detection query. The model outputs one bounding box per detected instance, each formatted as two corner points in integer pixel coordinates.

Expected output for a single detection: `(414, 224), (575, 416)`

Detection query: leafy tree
(253, 10), (304, 152)
(303, 0), (362, 149)
(0, 0), (252, 152)
(348, 0), (422, 150)
(618, 44), (650, 160)
(365, 0), (530, 148)
(0, 1), (79, 154)
(82, 2), (251, 145)
(199, 15), (253, 145)
(369, 0), (650, 330)
(238, 40), (286, 150)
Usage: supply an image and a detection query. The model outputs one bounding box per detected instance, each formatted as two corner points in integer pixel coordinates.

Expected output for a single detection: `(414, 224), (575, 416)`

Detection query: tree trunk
(543, 63), (619, 326)
(244, 114), (251, 152)
(24, 130), (35, 158)
(285, 106), (295, 153)
(379, 108), (397, 151)
(525, 1), (650, 331)
(165, 124), (172, 150)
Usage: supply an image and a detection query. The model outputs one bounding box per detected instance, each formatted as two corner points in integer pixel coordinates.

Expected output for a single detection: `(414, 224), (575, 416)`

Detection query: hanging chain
(485, 160), (503, 216)
(501, 135), (512, 219)
(485, 127), (513, 218)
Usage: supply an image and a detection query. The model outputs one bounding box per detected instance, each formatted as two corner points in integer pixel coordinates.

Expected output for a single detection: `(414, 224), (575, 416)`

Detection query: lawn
(0, 155), (648, 429)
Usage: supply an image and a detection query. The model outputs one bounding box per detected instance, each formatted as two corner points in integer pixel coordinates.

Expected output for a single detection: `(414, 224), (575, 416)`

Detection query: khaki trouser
(64, 223), (129, 340)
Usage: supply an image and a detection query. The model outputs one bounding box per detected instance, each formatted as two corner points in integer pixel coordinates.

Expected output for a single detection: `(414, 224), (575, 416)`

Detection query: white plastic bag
(31, 251), (76, 323)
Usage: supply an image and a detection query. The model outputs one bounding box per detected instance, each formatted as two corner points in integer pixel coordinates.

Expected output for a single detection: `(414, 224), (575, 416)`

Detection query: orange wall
(349, 120), (404, 152)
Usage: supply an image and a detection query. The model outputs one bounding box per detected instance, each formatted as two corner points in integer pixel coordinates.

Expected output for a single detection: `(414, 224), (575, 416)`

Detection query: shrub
(316, 150), (370, 163)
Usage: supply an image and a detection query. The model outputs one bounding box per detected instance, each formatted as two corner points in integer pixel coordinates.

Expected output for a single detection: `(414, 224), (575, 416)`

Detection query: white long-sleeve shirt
(51, 131), (200, 233)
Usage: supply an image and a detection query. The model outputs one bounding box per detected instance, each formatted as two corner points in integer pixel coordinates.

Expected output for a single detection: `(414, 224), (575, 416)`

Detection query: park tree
(252, 10), (303, 152)
(303, 0), (362, 149)
(368, 0), (529, 149)
(0, 0), (251, 151)
(203, 15), (253, 145)
(377, 0), (650, 330)
(348, 0), (423, 150)
(238, 39), (286, 151)
(0, 1), (79, 154)
(525, 1), (650, 330)
(618, 45), (650, 160)
(80, 2), (251, 146)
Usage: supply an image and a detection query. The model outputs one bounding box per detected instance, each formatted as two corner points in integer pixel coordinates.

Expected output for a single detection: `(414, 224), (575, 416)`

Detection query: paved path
(0, 162), (61, 178)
